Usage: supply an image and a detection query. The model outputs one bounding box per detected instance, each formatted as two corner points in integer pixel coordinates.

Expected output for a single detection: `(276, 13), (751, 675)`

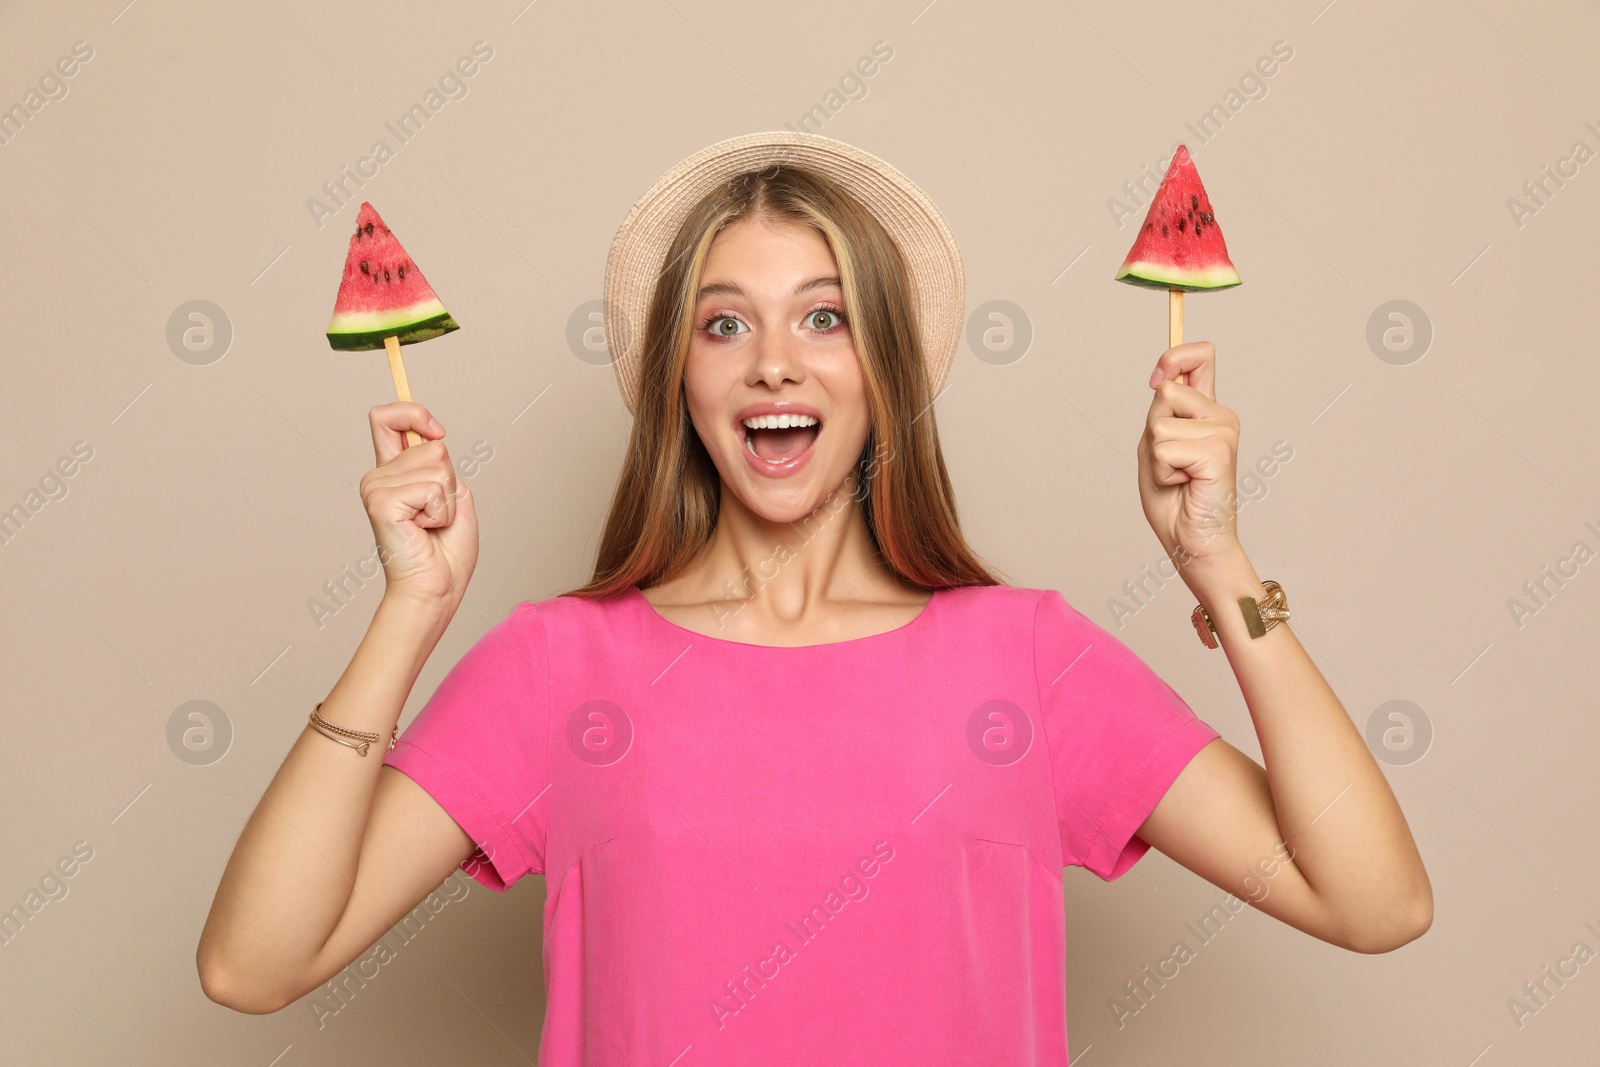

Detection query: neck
(676, 469), (903, 613)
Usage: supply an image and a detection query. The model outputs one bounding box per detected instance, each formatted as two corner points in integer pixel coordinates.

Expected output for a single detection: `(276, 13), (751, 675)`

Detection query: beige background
(1, 0), (1595, 1063)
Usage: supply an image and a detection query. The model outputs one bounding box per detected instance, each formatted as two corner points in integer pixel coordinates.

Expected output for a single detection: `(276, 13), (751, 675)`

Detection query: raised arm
(1130, 342), (1432, 954)
(196, 402), (482, 1011)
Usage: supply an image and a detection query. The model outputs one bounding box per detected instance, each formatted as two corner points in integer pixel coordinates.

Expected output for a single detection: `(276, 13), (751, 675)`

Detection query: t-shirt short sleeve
(1033, 589), (1221, 881)
(382, 601), (550, 892)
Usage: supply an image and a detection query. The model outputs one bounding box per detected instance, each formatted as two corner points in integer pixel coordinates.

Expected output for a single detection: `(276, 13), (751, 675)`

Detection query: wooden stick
(1168, 288), (1188, 386)
(383, 335), (424, 448)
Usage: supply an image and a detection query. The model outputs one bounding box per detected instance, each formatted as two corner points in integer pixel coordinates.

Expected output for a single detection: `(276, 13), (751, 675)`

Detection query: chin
(727, 458), (856, 524)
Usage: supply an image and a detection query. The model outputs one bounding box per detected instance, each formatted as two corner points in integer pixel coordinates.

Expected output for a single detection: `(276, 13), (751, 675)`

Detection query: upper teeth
(742, 414), (819, 430)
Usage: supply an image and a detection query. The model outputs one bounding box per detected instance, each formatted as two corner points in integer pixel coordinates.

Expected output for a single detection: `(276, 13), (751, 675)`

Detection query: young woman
(198, 132), (1431, 1063)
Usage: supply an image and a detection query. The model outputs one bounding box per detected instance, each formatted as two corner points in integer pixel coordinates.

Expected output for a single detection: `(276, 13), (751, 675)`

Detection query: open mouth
(740, 415), (822, 465)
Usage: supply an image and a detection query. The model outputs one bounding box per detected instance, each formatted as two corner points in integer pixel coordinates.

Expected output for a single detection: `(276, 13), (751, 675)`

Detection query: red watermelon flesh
(326, 202), (459, 351)
(1114, 145), (1241, 291)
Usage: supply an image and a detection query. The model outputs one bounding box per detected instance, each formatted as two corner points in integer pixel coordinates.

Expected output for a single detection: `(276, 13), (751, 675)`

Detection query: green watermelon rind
(1115, 259), (1242, 292)
(326, 308), (460, 351)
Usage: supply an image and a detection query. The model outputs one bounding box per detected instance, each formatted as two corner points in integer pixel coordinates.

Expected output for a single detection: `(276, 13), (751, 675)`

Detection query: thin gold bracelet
(308, 701), (398, 757)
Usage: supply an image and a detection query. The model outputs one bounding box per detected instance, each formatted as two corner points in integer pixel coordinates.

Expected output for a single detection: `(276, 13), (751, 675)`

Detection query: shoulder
(515, 590), (632, 622)
(508, 589), (650, 654)
(929, 583), (1099, 657)
(461, 593), (635, 689)
(938, 581), (1052, 610)
(940, 582), (1091, 630)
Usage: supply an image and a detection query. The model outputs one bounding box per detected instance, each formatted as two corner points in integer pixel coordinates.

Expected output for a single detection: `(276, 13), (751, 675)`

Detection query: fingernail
(429, 418), (444, 434)
(1150, 366), (1163, 387)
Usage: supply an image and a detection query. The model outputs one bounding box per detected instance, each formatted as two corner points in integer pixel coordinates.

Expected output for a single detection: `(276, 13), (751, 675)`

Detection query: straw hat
(601, 130), (965, 416)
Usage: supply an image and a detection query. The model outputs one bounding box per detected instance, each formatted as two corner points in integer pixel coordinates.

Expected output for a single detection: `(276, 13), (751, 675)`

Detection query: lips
(734, 401), (825, 478)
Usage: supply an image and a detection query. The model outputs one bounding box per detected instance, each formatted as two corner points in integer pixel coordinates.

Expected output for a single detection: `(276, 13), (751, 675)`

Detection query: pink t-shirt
(384, 582), (1220, 1065)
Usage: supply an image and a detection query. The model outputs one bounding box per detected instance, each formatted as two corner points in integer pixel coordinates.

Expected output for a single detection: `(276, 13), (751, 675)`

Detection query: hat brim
(601, 130), (965, 416)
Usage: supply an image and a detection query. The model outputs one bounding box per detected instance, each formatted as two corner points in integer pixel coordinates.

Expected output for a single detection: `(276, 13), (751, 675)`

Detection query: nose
(745, 329), (808, 392)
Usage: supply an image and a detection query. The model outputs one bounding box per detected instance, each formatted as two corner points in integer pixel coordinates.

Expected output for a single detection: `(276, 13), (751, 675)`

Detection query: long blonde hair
(560, 164), (1003, 598)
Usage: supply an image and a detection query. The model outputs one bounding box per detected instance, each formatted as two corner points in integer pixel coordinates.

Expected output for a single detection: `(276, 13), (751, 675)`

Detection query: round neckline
(627, 584), (943, 650)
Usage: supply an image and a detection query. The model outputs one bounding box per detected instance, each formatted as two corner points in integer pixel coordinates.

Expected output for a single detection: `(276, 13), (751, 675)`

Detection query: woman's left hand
(1136, 340), (1244, 568)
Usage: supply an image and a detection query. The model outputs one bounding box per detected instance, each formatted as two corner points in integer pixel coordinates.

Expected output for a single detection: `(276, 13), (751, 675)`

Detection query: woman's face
(682, 215), (870, 523)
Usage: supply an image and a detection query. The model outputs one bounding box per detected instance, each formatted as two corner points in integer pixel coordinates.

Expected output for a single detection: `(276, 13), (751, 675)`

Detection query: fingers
(1146, 438), (1192, 486)
(1145, 399), (1238, 455)
(363, 472), (459, 529)
(370, 402), (444, 467)
(1150, 340), (1217, 400)
(376, 436), (455, 480)
(1146, 375), (1236, 427)
(1143, 395), (1238, 489)
(1147, 437), (1233, 492)
(361, 437), (461, 529)
(1147, 436), (1232, 487)
(1148, 414), (1231, 441)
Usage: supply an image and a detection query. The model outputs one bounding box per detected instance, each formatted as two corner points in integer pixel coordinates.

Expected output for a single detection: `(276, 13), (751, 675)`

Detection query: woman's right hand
(361, 402), (478, 613)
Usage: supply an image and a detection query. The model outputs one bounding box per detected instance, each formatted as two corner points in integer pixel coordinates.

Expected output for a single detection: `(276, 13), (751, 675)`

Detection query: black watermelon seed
(365, 222), (375, 236)
(1162, 224), (1168, 237)
(398, 266), (406, 280)
(1190, 195), (1199, 210)
(1178, 219), (1185, 232)
(383, 268), (391, 282)
(359, 260), (369, 274)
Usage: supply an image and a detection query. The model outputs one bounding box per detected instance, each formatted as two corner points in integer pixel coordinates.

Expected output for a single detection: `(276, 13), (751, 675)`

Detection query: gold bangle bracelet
(308, 701), (398, 757)
(1191, 579), (1290, 649)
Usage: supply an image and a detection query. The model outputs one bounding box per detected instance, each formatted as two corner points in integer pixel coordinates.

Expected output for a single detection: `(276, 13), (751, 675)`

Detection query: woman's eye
(699, 307), (847, 338)
(703, 315), (746, 337)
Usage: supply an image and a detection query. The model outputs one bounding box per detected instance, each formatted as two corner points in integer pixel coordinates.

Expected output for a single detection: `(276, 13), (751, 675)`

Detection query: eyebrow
(696, 275), (842, 301)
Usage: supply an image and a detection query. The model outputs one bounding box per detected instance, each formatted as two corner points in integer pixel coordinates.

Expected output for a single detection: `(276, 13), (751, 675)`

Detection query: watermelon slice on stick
(1113, 145), (1239, 385)
(326, 202), (459, 447)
